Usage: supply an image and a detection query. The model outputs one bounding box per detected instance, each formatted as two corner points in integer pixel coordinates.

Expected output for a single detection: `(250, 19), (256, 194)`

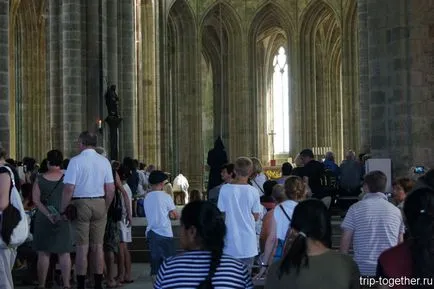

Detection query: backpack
(320, 169), (338, 193)
(0, 165), (29, 248)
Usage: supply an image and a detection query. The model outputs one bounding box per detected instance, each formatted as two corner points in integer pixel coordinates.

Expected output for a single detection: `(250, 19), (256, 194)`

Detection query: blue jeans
(147, 230), (175, 275)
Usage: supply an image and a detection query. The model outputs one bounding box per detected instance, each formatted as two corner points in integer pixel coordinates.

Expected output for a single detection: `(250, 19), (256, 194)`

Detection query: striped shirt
(341, 192), (404, 276)
(155, 251), (254, 289)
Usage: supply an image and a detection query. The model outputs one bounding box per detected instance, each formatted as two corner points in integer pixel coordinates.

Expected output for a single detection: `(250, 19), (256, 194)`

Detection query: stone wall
(0, 0), (8, 151)
(361, 0), (434, 174)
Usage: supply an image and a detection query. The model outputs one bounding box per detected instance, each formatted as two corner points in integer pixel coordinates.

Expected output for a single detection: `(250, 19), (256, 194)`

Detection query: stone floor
(16, 263), (154, 289)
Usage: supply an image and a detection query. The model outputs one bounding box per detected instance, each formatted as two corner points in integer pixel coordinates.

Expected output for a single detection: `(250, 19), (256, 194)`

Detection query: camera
(414, 166), (425, 174)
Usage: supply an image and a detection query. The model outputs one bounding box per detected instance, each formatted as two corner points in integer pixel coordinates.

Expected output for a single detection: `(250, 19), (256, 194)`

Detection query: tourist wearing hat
(143, 170), (179, 283)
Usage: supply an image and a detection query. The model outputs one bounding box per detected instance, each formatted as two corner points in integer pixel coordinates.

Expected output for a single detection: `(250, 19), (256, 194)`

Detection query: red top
(377, 241), (413, 289)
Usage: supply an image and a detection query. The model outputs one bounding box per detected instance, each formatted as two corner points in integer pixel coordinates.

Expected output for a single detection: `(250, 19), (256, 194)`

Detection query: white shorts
(119, 221), (132, 243)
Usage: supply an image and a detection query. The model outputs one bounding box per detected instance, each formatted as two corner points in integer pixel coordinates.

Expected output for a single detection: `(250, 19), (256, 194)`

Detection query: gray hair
(325, 151), (335, 161)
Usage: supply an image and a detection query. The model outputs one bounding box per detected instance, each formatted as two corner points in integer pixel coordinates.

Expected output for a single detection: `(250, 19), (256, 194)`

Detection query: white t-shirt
(119, 184), (133, 243)
(143, 191), (176, 238)
(274, 200), (298, 240)
(137, 170), (148, 196)
(64, 149), (114, 198)
(218, 184), (262, 258)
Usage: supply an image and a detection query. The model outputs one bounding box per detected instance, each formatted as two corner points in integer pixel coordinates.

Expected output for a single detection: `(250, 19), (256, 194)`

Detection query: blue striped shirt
(341, 192), (404, 276)
(155, 251), (254, 289)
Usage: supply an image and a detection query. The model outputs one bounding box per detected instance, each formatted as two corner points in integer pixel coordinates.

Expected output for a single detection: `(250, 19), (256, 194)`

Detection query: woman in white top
(250, 158), (267, 196)
(255, 176), (307, 279)
(117, 165), (134, 284)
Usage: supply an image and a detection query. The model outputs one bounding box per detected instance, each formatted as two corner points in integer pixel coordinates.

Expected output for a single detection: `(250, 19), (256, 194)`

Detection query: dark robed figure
(207, 137), (228, 191)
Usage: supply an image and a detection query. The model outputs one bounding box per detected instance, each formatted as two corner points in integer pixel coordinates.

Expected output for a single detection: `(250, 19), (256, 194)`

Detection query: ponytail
(197, 246), (223, 289)
(278, 233), (308, 279)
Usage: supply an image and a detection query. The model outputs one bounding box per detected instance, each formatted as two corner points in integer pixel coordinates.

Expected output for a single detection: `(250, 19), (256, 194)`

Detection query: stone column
(86, 0), (105, 134)
(118, 0), (136, 158)
(62, 0), (83, 157)
(407, 0), (434, 166)
(358, 0), (370, 153)
(107, 0), (118, 89)
(0, 0), (9, 151)
(138, 0), (159, 165)
(48, 0), (63, 150)
(364, 0), (415, 174)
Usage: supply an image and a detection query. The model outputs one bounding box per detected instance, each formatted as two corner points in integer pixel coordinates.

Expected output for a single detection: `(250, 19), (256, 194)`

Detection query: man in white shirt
(61, 131), (115, 289)
(340, 170), (405, 277)
(143, 170), (179, 280)
(218, 157), (262, 272)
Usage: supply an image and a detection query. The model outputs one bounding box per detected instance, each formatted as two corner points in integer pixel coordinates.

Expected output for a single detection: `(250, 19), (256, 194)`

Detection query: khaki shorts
(73, 198), (107, 246)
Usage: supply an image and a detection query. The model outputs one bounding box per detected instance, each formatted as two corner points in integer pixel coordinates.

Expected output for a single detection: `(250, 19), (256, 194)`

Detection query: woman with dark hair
(32, 150), (72, 289)
(265, 199), (359, 289)
(155, 201), (253, 288)
(377, 188), (434, 289)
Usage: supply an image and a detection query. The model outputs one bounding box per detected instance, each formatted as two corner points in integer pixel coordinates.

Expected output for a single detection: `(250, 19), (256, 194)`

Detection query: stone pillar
(62, 0), (83, 157)
(118, 0), (136, 158)
(358, 0), (370, 153)
(362, 0), (434, 173)
(86, 0), (105, 134)
(48, 1), (63, 151)
(138, 0), (159, 165)
(407, 0), (434, 166)
(0, 0), (9, 151)
(107, 0), (118, 89)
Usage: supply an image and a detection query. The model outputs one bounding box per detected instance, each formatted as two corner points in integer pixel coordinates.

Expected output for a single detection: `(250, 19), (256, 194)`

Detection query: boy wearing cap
(143, 170), (179, 281)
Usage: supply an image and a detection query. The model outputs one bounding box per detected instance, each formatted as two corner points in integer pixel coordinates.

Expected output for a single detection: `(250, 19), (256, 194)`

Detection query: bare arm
(32, 179), (51, 218)
(0, 173), (10, 211)
(115, 172), (132, 222)
(398, 233), (404, 244)
(104, 182), (116, 210)
(61, 183), (75, 213)
(340, 230), (353, 254)
(263, 217), (277, 265)
(255, 216), (277, 279)
(169, 209), (179, 220)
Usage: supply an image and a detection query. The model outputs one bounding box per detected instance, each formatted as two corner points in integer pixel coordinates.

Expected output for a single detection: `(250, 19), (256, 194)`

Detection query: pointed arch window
(272, 47), (290, 154)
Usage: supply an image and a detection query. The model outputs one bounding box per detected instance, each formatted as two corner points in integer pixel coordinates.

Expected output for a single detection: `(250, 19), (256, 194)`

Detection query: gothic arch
(200, 2), (243, 159)
(164, 0), (201, 178)
(9, 0), (48, 160)
(299, 0), (343, 159)
(248, 2), (293, 162)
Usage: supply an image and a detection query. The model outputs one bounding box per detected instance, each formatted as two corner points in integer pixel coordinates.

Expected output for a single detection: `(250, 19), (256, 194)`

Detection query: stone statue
(105, 84), (119, 117)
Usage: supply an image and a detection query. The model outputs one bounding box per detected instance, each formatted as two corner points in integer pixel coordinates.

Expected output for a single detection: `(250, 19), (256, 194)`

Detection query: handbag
(0, 165), (29, 248)
(30, 175), (64, 234)
(108, 169), (123, 222)
(63, 204), (78, 221)
(108, 190), (123, 222)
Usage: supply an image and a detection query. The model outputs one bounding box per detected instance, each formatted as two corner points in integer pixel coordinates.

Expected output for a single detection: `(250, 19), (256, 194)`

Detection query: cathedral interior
(0, 0), (433, 190)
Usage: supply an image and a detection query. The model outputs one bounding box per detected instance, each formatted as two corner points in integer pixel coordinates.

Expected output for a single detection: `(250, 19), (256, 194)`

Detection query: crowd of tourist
(1, 132), (434, 289)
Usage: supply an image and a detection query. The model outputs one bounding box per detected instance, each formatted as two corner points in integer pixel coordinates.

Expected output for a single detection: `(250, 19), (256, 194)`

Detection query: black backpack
(320, 169), (338, 192)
